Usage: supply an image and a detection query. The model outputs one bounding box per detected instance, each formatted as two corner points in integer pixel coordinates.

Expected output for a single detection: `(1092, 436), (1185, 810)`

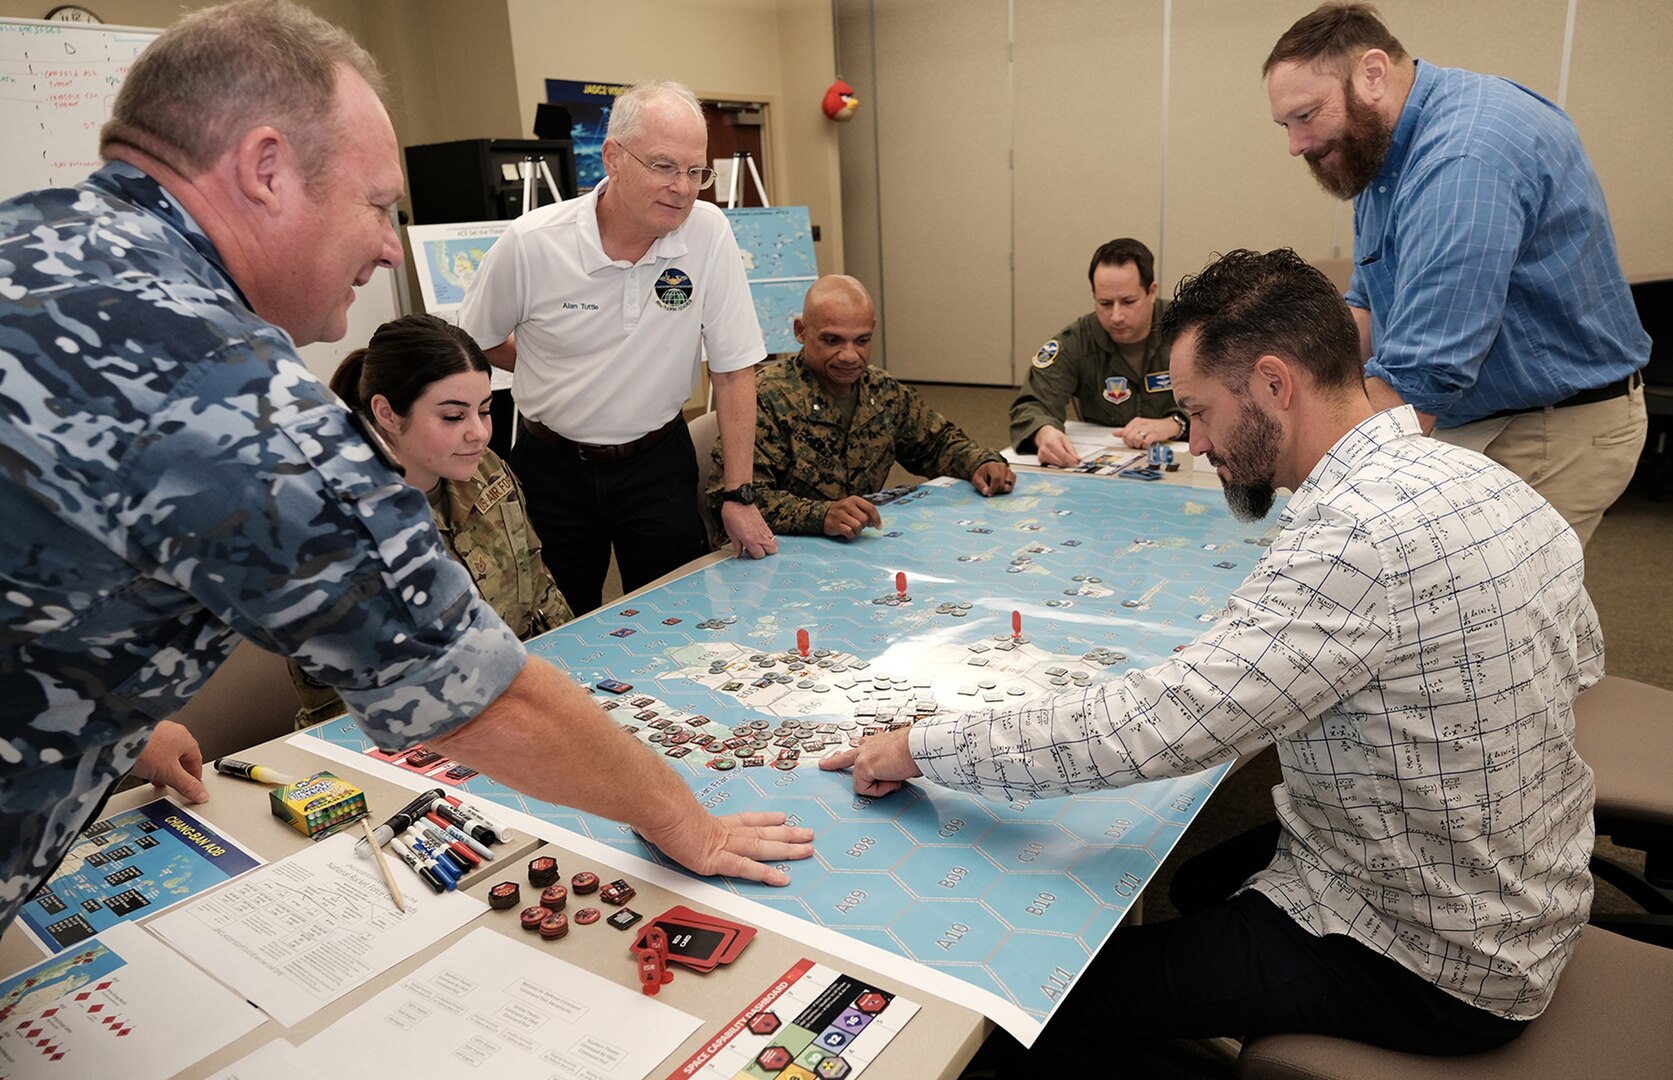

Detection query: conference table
(0, 447), (1236, 1080)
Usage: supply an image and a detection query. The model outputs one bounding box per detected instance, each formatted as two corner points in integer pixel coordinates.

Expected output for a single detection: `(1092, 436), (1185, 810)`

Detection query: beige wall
(0, 0), (845, 279)
(1567, 0), (1673, 281)
(840, 0), (1673, 386)
(502, 0), (845, 277)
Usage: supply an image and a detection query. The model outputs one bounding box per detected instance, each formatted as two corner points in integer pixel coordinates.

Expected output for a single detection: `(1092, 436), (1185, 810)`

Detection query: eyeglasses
(618, 144), (718, 190)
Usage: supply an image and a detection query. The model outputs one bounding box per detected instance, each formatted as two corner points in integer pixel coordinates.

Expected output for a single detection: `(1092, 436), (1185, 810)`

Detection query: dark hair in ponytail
(330, 313), (492, 418)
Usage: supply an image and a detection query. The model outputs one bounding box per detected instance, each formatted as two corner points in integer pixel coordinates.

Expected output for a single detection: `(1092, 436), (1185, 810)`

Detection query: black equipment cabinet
(404, 138), (579, 224)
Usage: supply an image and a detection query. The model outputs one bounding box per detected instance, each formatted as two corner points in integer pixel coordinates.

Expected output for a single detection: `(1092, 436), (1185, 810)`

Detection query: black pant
(976, 823), (1528, 1076)
(511, 418), (710, 616)
(488, 389), (517, 461)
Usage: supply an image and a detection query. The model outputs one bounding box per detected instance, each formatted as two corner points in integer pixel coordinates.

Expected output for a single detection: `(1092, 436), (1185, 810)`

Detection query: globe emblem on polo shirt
(655, 268), (695, 311)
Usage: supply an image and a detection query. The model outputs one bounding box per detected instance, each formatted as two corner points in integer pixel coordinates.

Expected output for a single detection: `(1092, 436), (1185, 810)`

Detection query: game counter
(0, 729), (991, 1080)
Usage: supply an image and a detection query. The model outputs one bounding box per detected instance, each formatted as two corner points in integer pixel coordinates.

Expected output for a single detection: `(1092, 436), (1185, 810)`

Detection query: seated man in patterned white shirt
(823, 248), (1599, 1070)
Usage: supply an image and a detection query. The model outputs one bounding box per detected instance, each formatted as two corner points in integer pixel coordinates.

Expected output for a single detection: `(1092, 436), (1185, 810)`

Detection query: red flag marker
(1012, 610), (1022, 639)
(797, 628), (810, 658)
(895, 571), (907, 597)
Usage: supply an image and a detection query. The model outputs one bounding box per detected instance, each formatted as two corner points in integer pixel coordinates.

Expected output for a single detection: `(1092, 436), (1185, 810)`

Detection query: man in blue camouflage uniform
(0, 0), (812, 936)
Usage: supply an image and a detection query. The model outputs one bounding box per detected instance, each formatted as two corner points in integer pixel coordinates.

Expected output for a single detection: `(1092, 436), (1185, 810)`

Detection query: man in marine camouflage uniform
(0, 0), (811, 938)
(710, 276), (1014, 540)
(1010, 238), (1189, 465)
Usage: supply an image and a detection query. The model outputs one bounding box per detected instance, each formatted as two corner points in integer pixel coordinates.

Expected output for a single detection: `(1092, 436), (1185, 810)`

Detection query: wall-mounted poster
(544, 79), (631, 192)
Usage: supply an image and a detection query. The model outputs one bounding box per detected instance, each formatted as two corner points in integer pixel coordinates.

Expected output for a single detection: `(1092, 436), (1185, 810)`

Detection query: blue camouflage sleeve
(121, 337), (525, 749)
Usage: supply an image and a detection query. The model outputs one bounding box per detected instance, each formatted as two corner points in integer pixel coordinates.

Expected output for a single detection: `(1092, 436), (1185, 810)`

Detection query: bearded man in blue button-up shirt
(1263, 3), (1649, 547)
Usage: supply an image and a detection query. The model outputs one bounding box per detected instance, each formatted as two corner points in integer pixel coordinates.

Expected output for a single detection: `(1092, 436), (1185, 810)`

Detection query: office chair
(1573, 675), (1673, 946)
(1236, 926), (1673, 1079)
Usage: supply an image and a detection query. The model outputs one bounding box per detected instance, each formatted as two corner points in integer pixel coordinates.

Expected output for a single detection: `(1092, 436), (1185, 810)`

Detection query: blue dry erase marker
(441, 822), (495, 860)
(410, 838), (459, 889)
(388, 837), (445, 894)
(420, 825), (478, 870)
(423, 810), (493, 861)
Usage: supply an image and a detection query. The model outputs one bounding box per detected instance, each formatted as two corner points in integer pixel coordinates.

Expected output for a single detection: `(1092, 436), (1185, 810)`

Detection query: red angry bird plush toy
(822, 79), (859, 122)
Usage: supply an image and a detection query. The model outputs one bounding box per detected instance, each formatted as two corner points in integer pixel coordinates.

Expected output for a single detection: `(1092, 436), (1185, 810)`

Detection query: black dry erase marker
(358, 786), (447, 855)
(433, 800), (495, 846)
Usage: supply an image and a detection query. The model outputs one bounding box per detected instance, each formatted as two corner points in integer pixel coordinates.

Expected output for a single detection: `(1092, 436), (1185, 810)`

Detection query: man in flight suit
(1010, 238), (1189, 465)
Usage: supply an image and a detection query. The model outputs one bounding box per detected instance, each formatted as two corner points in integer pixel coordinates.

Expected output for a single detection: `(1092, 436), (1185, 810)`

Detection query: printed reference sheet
(148, 830), (483, 1026)
(304, 926), (701, 1078)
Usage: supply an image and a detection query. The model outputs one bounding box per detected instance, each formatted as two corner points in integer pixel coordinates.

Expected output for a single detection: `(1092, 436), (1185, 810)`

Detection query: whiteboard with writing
(0, 17), (158, 200)
(0, 16), (403, 375)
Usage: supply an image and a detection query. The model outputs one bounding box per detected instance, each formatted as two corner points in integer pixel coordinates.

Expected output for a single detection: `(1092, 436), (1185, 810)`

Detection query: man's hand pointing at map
(820, 728), (922, 797)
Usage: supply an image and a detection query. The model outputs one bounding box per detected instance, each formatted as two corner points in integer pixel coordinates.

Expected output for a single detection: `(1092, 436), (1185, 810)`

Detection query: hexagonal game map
(299, 472), (1274, 1044)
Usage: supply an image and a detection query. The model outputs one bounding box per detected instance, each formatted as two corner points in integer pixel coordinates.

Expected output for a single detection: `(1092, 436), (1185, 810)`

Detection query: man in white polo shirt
(460, 80), (776, 614)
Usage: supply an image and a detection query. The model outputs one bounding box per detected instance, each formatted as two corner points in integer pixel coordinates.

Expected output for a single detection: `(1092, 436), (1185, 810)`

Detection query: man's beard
(1211, 402), (1284, 523)
(1305, 81), (1392, 200)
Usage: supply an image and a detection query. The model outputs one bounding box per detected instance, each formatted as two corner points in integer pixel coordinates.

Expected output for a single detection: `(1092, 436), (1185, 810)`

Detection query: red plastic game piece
(635, 926), (674, 995)
(1012, 609), (1022, 639)
(895, 571), (907, 596)
(797, 628), (810, 658)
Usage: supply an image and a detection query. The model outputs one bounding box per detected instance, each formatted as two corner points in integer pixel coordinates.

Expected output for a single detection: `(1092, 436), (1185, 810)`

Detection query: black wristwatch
(720, 483), (757, 505)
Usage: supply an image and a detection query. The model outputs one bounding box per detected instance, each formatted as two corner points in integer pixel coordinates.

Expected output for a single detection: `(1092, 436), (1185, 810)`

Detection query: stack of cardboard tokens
(540, 884), (568, 911)
(528, 855), (559, 887)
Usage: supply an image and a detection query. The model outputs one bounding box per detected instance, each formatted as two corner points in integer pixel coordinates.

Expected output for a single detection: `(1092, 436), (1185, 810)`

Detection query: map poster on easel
(722, 205), (818, 355)
(405, 220), (511, 316)
(15, 798), (261, 956)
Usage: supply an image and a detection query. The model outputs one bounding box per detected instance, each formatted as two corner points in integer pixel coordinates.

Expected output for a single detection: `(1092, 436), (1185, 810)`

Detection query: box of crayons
(270, 772), (368, 839)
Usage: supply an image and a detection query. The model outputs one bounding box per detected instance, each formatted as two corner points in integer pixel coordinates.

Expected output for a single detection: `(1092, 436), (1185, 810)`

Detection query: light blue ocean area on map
(310, 475), (1275, 1029)
(421, 237), (502, 307)
(724, 206), (818, 354)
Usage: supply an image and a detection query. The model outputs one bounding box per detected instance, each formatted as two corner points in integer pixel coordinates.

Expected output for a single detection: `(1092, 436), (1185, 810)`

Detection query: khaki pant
(1435, 383), (1646, 548)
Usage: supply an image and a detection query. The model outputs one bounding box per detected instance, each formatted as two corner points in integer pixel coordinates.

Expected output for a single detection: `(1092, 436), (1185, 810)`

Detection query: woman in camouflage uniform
(291, 315), (573, 726)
